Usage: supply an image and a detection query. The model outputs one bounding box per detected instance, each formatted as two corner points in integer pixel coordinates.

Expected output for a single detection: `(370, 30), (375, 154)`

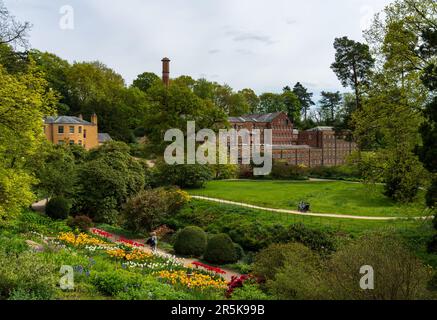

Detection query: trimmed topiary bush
(204, 233), (238, 264)
(45, 197), (70, 220)
(173, 226), (207, 257)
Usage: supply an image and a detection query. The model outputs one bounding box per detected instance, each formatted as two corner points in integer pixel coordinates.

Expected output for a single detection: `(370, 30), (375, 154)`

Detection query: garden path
(191, 195), (430, 221)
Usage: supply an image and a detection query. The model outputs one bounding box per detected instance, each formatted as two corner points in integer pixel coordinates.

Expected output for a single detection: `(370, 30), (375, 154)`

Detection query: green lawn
(188, 180), (428, 218)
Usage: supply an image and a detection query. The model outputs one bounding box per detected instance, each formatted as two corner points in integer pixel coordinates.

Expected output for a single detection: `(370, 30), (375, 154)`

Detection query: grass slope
(189, 180), (428, 217)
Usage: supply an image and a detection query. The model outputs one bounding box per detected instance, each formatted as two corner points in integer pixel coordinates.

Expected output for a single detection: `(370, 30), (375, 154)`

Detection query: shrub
(173, 226), (207, 257)
(45, 197), (70, 220)
(253, 242), (328, 300)
(270, 161), (308, 180)
(238, 165), (253, 179)
(0, 249), (57, 300)
(234, 243), (244, 261)
(153, 161), (213, 188)
(122, 188), (189, 233)
(328, 233), (432, 300)
(68, 215), (93, 232)
(231, 283), (270, 300)
(282, 223), (335, 255)
(204, 233), (238, 264)
(91, 270), (145, 296)
(308, 165), (361, 181)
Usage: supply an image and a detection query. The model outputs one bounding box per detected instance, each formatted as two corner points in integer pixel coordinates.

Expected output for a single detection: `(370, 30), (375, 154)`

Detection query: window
(79, 126), (82, 134)
(69, 126), (75, 134)
(58, 140), (64, 145)
(69, 140), (74, 145)
(84, 129), (87, 138)
(58, 126), (64, 134)
(78, 140), (82, 146)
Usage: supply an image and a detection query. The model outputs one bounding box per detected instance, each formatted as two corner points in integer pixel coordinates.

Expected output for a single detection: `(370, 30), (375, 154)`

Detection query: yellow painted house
(43, 113), (111, 150)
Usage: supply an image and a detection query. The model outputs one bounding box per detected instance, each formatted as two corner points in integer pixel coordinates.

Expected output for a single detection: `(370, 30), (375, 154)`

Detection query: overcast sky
(5, 0), (392, 97)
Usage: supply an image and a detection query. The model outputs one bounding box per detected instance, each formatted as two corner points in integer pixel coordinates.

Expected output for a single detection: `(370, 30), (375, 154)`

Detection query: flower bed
(156, 270), (227, 290)
(106, 248), (151, 261)
(57, 232), (108, 247)
(192, 261), (226, 275)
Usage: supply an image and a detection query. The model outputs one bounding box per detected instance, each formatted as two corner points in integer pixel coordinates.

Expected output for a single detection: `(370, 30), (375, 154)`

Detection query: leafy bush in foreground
(204, 233), (238, 264)
(173, 226), (207, 257)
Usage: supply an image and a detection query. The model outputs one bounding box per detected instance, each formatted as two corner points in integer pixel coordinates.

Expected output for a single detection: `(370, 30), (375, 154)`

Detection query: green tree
(417, 29), (437, 208)
(331, 37), (375, 110)
(0, 61), (57, 223)
(145, 80), (227, 151)
(132, 72), (160, 93)
(32, 144), (78, 200)
(318, 91), (342, 126)
(259, 93), (284, 113)
(239, 88), (260, 114)
(293, 82), (314, 121)
(30, 50), (71, 114)
(282, 87), (301, 126)
(76, 142), (147, 223)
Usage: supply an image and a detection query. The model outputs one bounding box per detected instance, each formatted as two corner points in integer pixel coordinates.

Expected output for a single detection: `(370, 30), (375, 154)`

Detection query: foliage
(75, 141), (147, 223)
(45, 196), (70, 220)
(293, 82), (315, 122)
(204, 233), (238, 265)
(308, 165), (361, 181)
(153, 161), (213, 188)
(173, 226), (207, 257)
(122, 188), (188, 233)
(255, 243), (328, 300)
(383, 150), (426, 202)
(231, 283), (270, 300)
(0, 62), (57, 223)
(0, 247), (57, 300)
(331, 36), (375, 110)
(31, 143), (78, 199)
(270, 161), (309, 180)
(67, 215), (93, 232)
(317, 91), (343, 126)
(132, 72), (160, 93)
(145, 80), (228, 151)
(328, 232), (433, 300)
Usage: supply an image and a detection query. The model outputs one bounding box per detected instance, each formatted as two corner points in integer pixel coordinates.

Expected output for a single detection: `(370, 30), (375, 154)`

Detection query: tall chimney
(162, 57), (170, 87)
(91, 113), (98, 125)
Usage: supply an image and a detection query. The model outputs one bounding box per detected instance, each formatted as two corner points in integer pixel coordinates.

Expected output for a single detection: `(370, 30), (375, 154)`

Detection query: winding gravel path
(191, 195), (430, 221)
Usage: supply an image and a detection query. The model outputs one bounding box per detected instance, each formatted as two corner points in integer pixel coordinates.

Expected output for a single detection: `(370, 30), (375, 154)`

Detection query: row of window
(58, 140), (84, 146)
(58, 126), (86, 138)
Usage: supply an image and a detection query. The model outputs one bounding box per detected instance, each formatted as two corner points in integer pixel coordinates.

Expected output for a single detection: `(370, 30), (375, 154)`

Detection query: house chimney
(78, 114), (83, 120)
(91, 113), (98, 125)
(162, 57), (170, 87)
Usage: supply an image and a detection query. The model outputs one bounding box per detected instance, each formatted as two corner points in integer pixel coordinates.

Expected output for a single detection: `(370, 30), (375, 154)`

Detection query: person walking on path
(147, 232), (158, 253)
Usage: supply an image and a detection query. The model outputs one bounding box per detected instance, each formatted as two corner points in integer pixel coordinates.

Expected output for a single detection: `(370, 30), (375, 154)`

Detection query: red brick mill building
(160, 57), (356, 167)
(229, 112), (357, 167)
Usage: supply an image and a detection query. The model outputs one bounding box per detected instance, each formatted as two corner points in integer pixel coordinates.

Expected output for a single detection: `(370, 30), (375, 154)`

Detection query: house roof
(44, 116), (94, 125)
(98, 133), (112, 143)
(272, 145), (311, 150)
(229, 112), (285, 123)
(306, 126), (334, 132)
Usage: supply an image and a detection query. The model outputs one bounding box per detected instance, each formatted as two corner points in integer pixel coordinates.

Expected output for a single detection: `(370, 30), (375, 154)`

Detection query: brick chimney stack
(162, 57), (170, 87)
(91, 113), (98, 125)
